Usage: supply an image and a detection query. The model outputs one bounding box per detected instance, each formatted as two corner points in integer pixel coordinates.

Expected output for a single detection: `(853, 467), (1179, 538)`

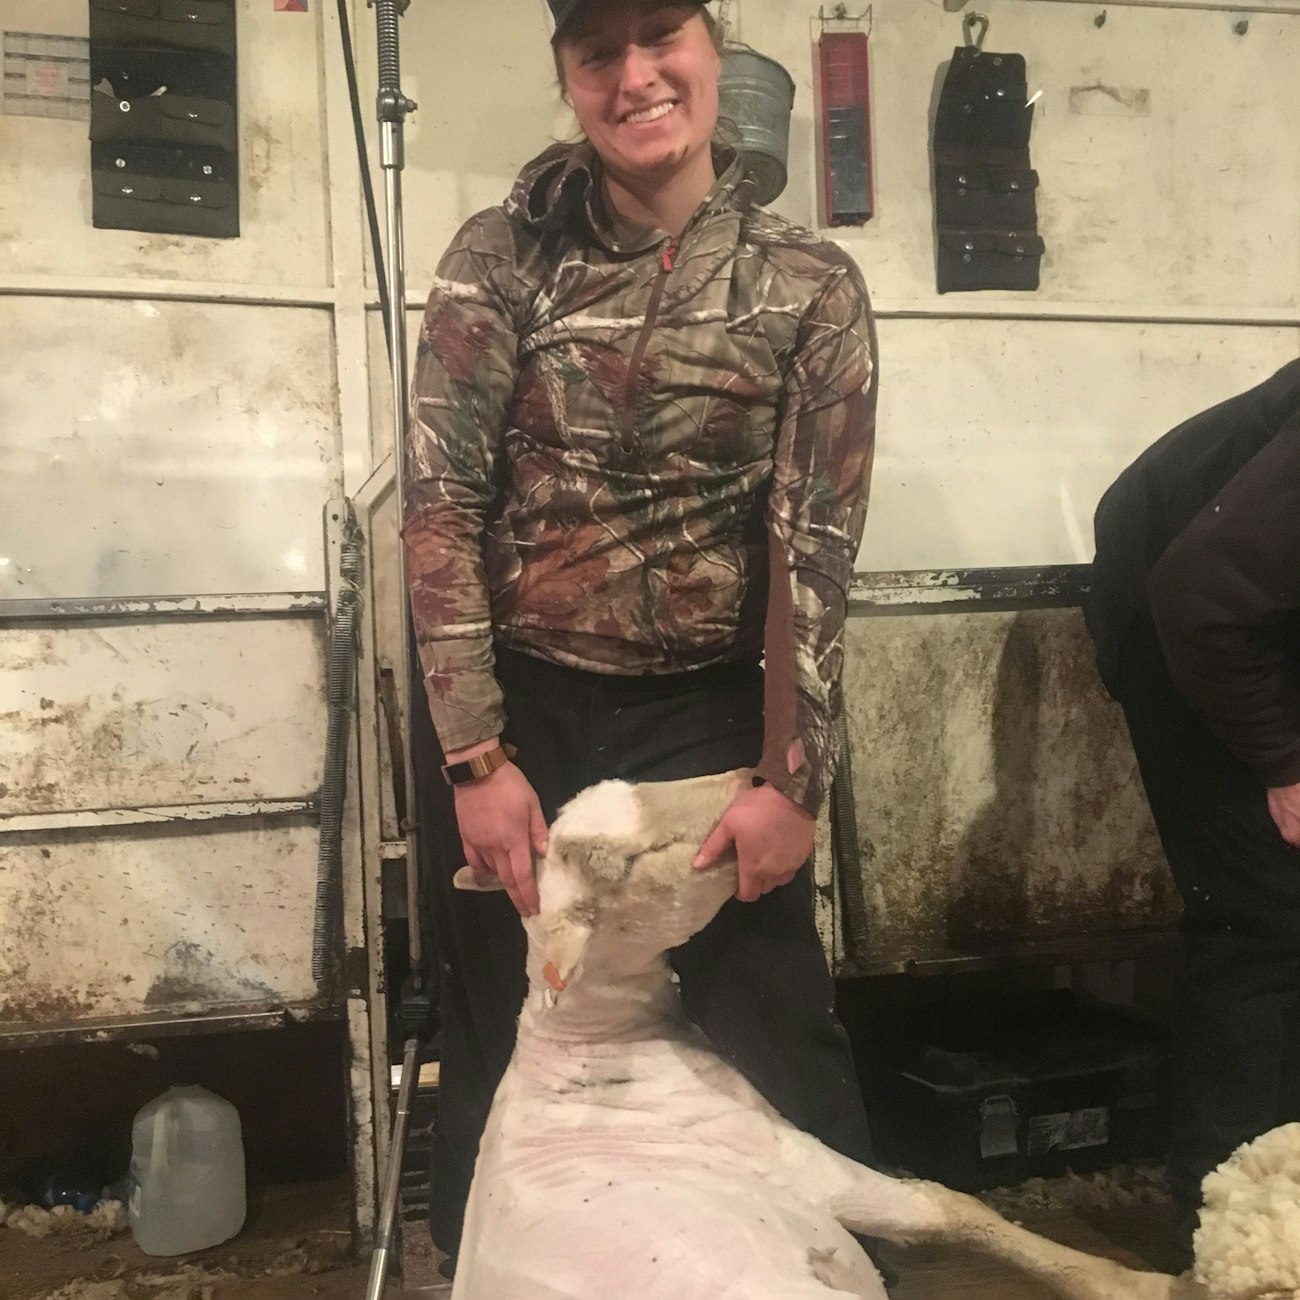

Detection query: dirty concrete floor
(0, 1180), (383, 1300)
(884, 1201), (1188, 1298)
(1, 1175), (1187, 1299)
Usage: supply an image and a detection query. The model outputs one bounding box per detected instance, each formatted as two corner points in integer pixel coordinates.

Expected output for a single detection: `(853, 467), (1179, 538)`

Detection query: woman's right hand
(451, 756), (549, 917)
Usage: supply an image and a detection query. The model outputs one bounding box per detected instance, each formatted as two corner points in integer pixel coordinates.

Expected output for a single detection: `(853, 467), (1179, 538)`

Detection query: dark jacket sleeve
(1149, 421), (1300, 787)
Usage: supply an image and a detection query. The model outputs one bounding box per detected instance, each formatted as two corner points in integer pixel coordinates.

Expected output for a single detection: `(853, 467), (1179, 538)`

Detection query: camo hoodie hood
(405, 141), (877, 811)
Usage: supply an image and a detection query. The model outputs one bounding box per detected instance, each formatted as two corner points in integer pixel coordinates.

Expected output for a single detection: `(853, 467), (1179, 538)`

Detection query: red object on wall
(816, 31), (875, 226)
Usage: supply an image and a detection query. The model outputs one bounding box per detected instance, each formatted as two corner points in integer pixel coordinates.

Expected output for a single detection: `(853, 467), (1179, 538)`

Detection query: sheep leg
(813, 1154), (1204, 1300)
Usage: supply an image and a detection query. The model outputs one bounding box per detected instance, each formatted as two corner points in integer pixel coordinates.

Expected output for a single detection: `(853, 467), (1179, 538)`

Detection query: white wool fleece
(1194, 1122), (1300, 1299)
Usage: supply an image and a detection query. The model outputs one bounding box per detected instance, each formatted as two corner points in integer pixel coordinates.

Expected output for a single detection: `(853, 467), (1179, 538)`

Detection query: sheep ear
(452, 866), (506, 892)
(543, 917), (592, 991)
(578, 836), (632, 884)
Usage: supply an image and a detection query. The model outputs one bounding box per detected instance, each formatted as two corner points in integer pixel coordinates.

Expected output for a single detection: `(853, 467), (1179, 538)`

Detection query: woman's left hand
(692, 783), (815, 902)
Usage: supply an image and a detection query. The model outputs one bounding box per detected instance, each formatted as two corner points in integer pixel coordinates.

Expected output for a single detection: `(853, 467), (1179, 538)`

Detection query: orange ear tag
(543, 962), (567, 993)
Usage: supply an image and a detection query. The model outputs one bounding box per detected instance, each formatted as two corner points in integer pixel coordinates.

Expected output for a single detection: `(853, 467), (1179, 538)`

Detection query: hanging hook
(817, 3), (872, 30)
(963, 11), (989, 49)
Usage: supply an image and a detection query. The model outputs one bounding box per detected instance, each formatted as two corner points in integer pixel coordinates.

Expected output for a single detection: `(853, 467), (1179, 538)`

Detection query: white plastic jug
(128, 1085), (247, 1256)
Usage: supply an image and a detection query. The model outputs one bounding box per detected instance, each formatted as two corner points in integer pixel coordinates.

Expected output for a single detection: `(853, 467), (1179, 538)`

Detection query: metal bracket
(964, 10), (989, 49)
(816, 3), (872, 33)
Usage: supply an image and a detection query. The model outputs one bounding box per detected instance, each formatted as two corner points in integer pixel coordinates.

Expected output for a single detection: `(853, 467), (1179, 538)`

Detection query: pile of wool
(1194, 1122), (1300, 1299)
(40, 1263), (229, 1300)
(981, 1162), (1171, 1217)
(0, 1200), (127, 1240)
(41, 1284), (130, 1300)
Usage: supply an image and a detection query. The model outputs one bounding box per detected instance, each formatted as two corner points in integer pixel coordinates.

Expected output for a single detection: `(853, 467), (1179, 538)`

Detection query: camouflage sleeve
(757, 255), (878, 813)
(403, 210), (519, 753)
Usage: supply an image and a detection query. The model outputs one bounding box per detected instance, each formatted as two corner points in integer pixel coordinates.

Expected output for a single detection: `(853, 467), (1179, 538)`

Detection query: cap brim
(550, 0), (707, 44)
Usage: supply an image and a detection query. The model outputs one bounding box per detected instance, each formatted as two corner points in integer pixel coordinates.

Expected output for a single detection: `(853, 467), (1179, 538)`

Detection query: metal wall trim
(0, 1001), (345, 1052)
(0, 592), (328, 623)
(837, 927), (1182, 979)
(0, 797), (319, 837)
(0, 276), (336, 308)
(392, 294), (1300, 328)
(870, 302), (1300, 326)
(1018, 0), (1300, 17)
(850, 564), (1090, 612)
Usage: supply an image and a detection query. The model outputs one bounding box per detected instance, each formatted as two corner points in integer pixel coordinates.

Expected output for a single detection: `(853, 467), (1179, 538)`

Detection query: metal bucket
(718, 44), (796, 206)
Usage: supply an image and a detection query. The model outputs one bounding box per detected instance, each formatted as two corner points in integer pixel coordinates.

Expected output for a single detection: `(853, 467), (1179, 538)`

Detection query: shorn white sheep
(448, 769), (1244, 1299)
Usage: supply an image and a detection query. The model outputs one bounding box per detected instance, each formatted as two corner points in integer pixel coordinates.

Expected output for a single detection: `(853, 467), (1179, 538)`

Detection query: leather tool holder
(933, 46), (1042, 293)
(89, 0), (239, 238)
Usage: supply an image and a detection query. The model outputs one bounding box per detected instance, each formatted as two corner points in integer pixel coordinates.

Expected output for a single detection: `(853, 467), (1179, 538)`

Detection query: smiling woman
(554, 1), (725, 236)
(403, 0), (881, 1276)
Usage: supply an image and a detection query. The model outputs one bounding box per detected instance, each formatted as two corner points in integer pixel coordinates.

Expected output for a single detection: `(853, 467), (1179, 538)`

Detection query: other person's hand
(449, 745), (548, 916)
(1267, 782), (1300, 849)
(692, 782), (815, 903)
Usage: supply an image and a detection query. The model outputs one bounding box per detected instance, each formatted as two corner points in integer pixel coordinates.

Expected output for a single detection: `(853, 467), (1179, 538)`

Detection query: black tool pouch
(937, 229), (1045, 293)
(91, 141), (237, 237)
(89, 0), (238, 238)
(933, 46), (1043, 293)
(935, 162), (1038, 231)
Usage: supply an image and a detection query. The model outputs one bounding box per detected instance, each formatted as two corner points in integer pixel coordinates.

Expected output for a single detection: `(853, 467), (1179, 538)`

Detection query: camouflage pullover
(405, 142), (877, 812)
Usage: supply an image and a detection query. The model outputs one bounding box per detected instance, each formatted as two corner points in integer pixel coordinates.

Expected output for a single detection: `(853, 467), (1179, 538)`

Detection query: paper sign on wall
(275, 0), (308, 11)
(1, 31), (90, 120)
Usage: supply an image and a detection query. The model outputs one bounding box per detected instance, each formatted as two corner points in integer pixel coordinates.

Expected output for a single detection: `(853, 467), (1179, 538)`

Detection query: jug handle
(151, 1102), (173, 1180)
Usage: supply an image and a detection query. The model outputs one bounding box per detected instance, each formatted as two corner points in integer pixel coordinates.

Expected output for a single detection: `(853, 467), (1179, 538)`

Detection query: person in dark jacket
(404, 0), (880, 1273)
(1084, 358), (1300, 1264)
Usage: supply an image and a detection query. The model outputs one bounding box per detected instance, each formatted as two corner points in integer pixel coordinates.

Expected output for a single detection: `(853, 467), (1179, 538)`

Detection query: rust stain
(2, 697), (169, 812)
(6, 632), (64, 673)
(0, 988), (97, 1025)
(245, 122), (277, 196)
(842, 607), (1179, 967)
(0, 866), (104, 1024)
(0, 685), (285, 812)
(144, 940), (277, 1009)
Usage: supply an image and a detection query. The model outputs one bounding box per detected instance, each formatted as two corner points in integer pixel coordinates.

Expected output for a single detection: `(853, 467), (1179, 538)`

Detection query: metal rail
(0, 797), (317, 837)
(0, 592), (326, 622)
(366, 1036), (422, 1300)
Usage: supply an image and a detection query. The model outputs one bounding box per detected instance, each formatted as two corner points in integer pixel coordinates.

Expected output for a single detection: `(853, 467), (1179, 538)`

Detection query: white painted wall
(356, 0), (1300, 568)
(0, 0), (331, 288)
(0, 298), (337, 600)
(4, 2), (1298, 595)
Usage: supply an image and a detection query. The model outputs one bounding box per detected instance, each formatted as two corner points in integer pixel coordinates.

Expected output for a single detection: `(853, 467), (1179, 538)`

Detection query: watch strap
(441, 742), (518, 786)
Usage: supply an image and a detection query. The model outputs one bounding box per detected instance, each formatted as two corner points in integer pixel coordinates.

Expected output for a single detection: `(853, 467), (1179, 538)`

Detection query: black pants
(1108, 629), (1300, 1246)
(411, 646), (876, 1261)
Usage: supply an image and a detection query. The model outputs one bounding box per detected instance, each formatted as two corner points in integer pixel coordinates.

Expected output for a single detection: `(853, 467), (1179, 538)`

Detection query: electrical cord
(336, 0), (392, 355)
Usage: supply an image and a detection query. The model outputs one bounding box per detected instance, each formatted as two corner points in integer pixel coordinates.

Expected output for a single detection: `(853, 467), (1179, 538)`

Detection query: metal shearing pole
(365, 1036), (421, 1299)
(365, 2), (421, 1295)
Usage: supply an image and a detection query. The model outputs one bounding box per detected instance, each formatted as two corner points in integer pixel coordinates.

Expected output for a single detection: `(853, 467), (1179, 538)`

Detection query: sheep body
(451, 772), (1198, 1300)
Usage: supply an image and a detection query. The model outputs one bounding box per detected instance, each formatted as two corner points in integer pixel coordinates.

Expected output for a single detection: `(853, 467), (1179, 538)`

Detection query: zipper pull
(661, 239), (678, 273)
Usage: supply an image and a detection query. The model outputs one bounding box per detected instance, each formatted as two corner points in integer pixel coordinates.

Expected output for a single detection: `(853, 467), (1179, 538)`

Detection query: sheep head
(455, 769), (750, 994)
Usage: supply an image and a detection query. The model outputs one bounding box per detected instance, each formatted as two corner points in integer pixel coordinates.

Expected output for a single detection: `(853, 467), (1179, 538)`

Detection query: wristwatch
(441, 742), (517, 787)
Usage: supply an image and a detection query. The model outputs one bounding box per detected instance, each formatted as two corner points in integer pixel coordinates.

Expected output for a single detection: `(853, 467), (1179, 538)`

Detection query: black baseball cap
(547, 0), (708, 43)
